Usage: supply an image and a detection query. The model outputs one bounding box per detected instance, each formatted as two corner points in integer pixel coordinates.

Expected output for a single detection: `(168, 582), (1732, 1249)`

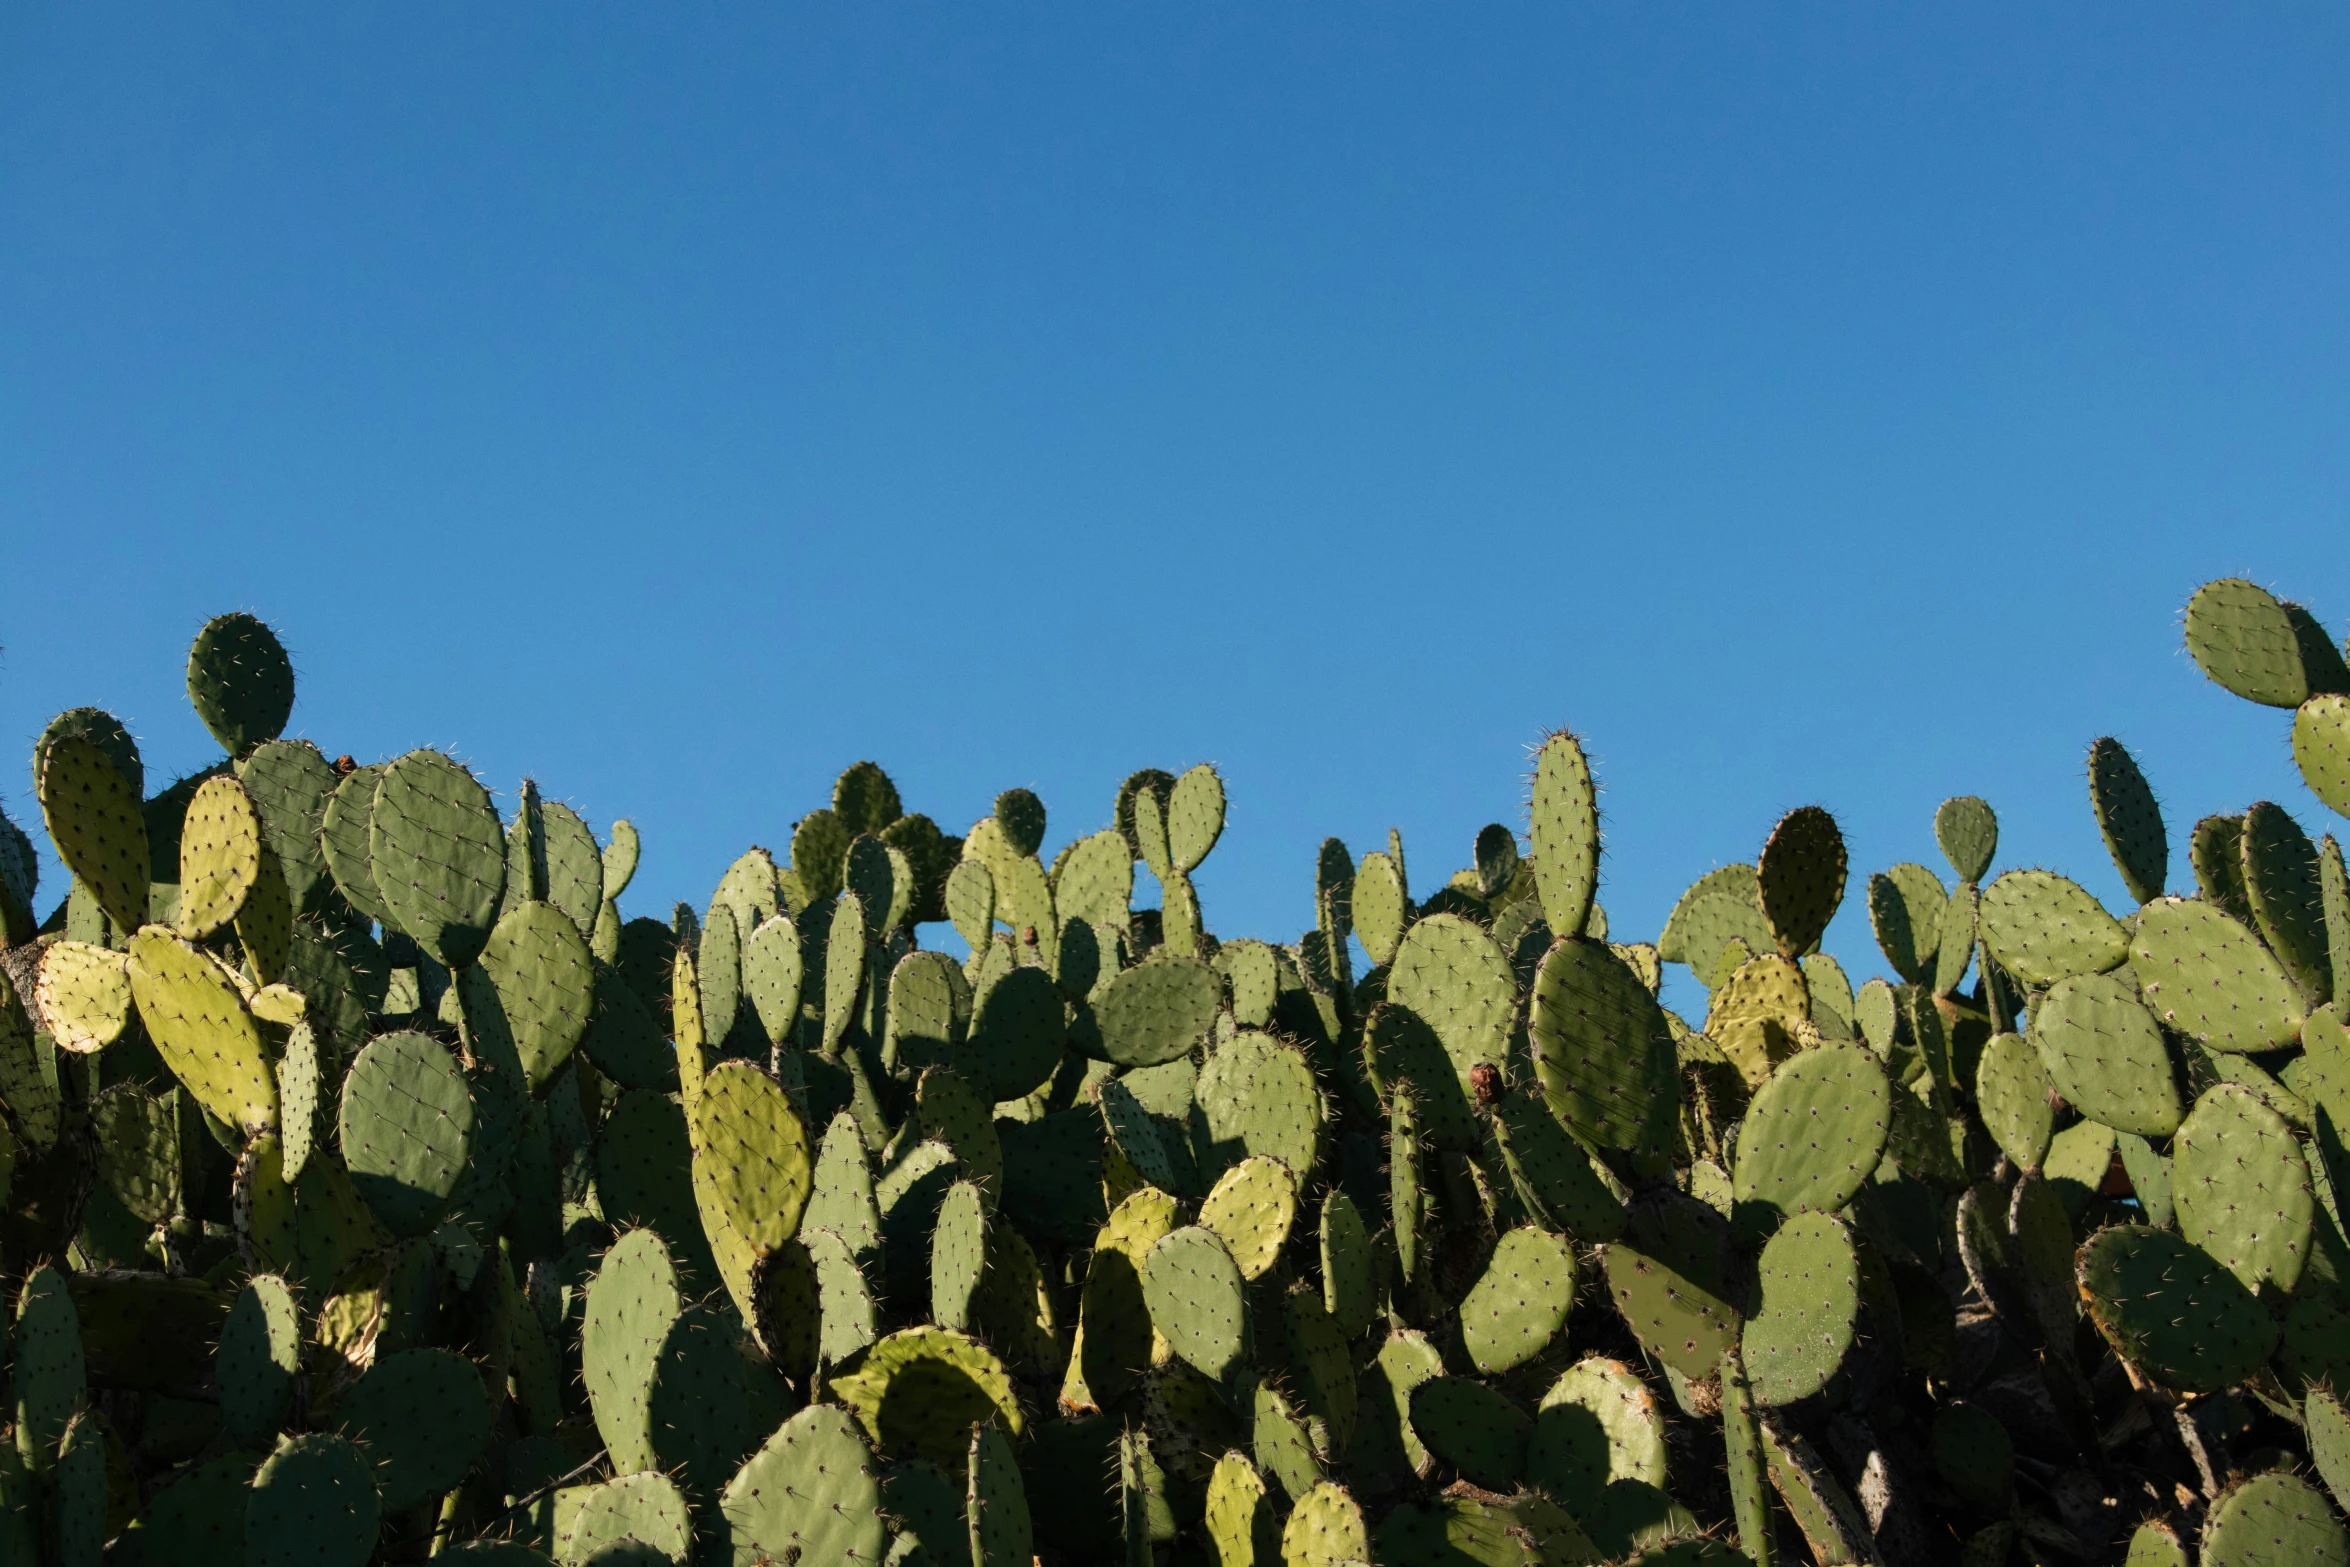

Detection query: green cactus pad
(1973, 1031), (2058, 1170)
(965, 1421), (1032, 1567)
(1204, 1450), (1276, 1567)
(2243, 798), (2335, 1003)
(806, 1110), (882, 1261)
(1490, 1085), (1626, 1243)
(1318, 1188), (1376, 1336)
(479, 899), (594, 1089)
(1055, 828), (1136, 932)
(1363, 999), (1477, 1150)
(554, 1471), (692, 1565)
(965, 963), (1064, 1102)
(1530, 1357), (1674, 1559)
(2184, 577), (2339, 708)
(1703, 953), (1810, 1088)
(183, 611), (294, 755)
(218, 1273), (300, 1447)
(1162, 763), (1224, 874)
(339, 1028), (475, 1237)
(734, 914), (803, 1050)
(1410, 1376), (1530, 1490)
(822, 891), (869, 1054)
(1528, 731), (1600, 940)
(1283, 1285), (1357, 1461)
(832, 1327), (1022, 1471)
(334, 1346), (490, 1511)
(109, 1451), (259, 1567)
(38, 734), (151, 937)
(1094, 955), (1221, 1068)
(2174, 1081), (2311, 1294)
(1931, 795), (1997, 885)
(1658, 864), (1771, 980)
(886, 948), (964, 1075)
(1140, 1226), (1248, 1381)
(175, 774), (264, 939)
(1867, 862), (1946, 986)
(126, 927), (279, 1136)
(2202, 1470), (2349, 1567)
(697, 901), (746, 1047)
(369, 750), (507, 968)
(13, 1264), (83, 1470)
(245, 1433), (380, 1567)
(1978, 869), (2127, 988)
(2029, 971), (2182, 1136)
(2087, 738), (2168, 905)
(2295, 693), (2350, 822)
(582, 1226), (682, 1476)
(1355, 850), (1411, 968)
(945, 858), (995, 953)
(2193, 812), (2257, 925)
(317, 761), (391, 926)
(1461, 1225), (1575, 1374)
(2078, 1224), (2276, 1390)
(1529, 936), (1679, 1155)
(799, 1225), (875, 1367)
(1276, 1479), (1366, 1567)
(1603, 1197), (1741, 1380)
(1196, 1029), (1323, 1182)
(1730, 1043), (1889, 1230)
(1740, 1211), (1858, 1405)
(918, 1066), (1005, 1195)
(34, 938), (131, 1054)
(1101, 1076), (1186, 1195)
(929, 1178), (990, 1331)
(1193, 1154), (1294, 1279)
(644, 1304), (794, 1503)
(2131, 895), (2306, 1050)
(1757, 805), (1845, 958)
(1389, 913), (1517, 1096)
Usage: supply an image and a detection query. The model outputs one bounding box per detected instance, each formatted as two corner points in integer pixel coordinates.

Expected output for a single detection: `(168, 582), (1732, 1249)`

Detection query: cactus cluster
(4, 583), (2350, 1565)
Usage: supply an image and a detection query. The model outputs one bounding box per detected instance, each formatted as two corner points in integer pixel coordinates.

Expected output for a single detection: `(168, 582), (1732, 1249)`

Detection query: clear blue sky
(5, 7), (2347, 1010)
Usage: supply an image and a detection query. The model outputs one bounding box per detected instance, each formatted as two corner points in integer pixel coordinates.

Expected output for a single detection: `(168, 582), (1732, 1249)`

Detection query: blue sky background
(4, 6), (2346, 1014)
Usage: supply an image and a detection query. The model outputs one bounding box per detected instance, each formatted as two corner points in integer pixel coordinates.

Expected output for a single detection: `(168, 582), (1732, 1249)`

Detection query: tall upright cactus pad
(479, 898), (595, 1088)
(1410, 1376), (1532, 1491)
(245, 1434), (380, 1567)
(2174, 1082), (2312, 1295)
(1388, 913), (1517, 1097)
(2088, 738), (2168, 905)
(2184, 578), (2349, 708)
(1529, 936), (1679, 1156)
(369, 749), (507, 968)
(2132, 897), (2306, 1051)
(1716, 1348), (1775, 1567)
(1205, 1451), (1277, 1567)
(968, 1420), (1032, 1567)
(339, 1029), (476, 1237)
(319, 762), (392, 927)
(2078, 1225), (2276, 1391)
(1490, 1085), (1626, 1242)
(692, 1058), (815, 1320)
(582, 1227), (683, 1477)
(1865, 862), (1946, 986)
(1741, 1211), (1860, 1405)
(1461, 1226), (1575, 1373)
(176, 774), (263, 939)
(219, 1273), (301, 1448)
(1196, 1030), (1324, 1181)
(1198, 1155), (1298, 1280)
(1529, 731), (1600, 940)
(2295, 695), (2350, 820)
(334, 1346), (492, 1510)
(127, 927), (279, 1137)
(1978, 869), (2127, 988)
(37, 734), (150, 936)
(1935, 795), (1998, 885)
(2029, 971), (2182, 1137)
(14, 1264), (84, 1471)
(1280, 1480), (1369, 1567)
(1974, 1031), (2057, 1171)
(1757, 805), (1845, 959)
(2243, 799), (2336, 1003)
(186, 612), (295, 756)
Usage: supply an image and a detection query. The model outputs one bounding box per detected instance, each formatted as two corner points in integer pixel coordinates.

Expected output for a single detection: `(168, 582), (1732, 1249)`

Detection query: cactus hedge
(3, 579), (2350, 1565)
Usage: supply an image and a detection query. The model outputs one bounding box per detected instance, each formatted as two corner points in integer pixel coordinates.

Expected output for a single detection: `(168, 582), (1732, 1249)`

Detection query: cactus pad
(34, 939), (131, 1054)
(1141, 1226), (1248, 1381)
(1603, 1197), (1741, 1380)
(1866, 862), (1946, 986)
(38, 734), (150, 936)
(832, 1326), (1022, 1470)
(127, 927), (279, 1136)
(1490, 1085), (1625, 1242)
(582, 1226), (682, 1476)
(1528, 936), (1679, 1154)
(2078, 1224), (2276, 1391)
(1979, 869), (2127, 988)
(2174, 1081), (2312, 1294)
(2201, 1470), (2349, 1567)
(1740, 1211), (1858, 1405)
(1198, 1155), (1297, 1279)
(1757, 805), (1845, 958)
(175, 773), (264, 938)
(1095, 956), (1221, 1068)
(1389, 914), (1517, 1096)
(2184, 577), (2335, 707)
(1730, 1043), (1889, 1229)
(1529, 1357), (1674, 1558)
(555, 1471), (692, 1565)
(339, 1029), (475, 1237)
(1411, 1376), (1531, 1490)
(931, 1178), (990, 1330)
(2132, 896), (2305, 1051)
(1279, 1480), (1368, 1567)
(245, 1434), (379, 1567)
(479, 899), (595, 1089)
(218, 1273), (300, 1447)
(1529, 731), (1600, 940)
(1703, 953), (1810, 1088)
(965, 963), (1064, 1102)
(369, 750), (507, 968)
(1973, 1031), (2057, 1170)
(1461, 1225), (1575, 1373)
(2295, 693), (2350, 821)
(1196, 1030), (1323, 1181)
(2029, 971), (2182, 1136)
(2088, 738), (2168, 905)
(334, 1345), (490, 1510)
